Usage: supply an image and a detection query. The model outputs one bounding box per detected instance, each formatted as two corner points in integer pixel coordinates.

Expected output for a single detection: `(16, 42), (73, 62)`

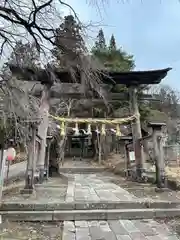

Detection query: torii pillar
(129, 85), (145, 180)
(36, 84), (51, 183)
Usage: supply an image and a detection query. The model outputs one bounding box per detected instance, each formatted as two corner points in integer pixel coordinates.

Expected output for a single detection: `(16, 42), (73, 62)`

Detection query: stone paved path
(62, 219), (180, 240)
(66, 174), (137, 203)
(5, 161), (26, 180)
(61, 160), (104, 169)
(3, 173), (138, 203)
(1, 219), (179, 239)
(2, 170), (180, 238)
(63, 173), (180, 239)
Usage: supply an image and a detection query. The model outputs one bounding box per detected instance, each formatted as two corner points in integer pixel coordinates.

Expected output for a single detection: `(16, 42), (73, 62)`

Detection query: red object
(7, 155), (14, 161)
(6, 147), (16, 161)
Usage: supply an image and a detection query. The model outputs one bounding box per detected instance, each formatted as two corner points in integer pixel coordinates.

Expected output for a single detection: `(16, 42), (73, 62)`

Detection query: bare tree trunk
(44, 139), (52, 180)
(57, 135), (67, 168)
(36, 84), (50, 183)
(57, 100), (72, 170)
(22, 125), (36, 193)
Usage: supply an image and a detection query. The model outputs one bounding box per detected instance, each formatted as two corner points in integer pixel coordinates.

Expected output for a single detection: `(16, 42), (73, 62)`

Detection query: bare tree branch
(0, 0), (112, 56)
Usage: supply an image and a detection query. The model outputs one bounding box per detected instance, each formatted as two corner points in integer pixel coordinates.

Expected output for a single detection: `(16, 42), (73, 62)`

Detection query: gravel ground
(0, 221), (63, 239)
(2, 176), (68, 203)
(157, 218), (180, 237)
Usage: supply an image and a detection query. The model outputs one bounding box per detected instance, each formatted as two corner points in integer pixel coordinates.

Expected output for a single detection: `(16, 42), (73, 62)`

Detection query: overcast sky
(64, 0), (180, 89)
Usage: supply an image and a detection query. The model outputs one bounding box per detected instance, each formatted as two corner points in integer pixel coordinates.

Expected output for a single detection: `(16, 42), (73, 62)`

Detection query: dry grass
(104, 153), (180, 183)
(148, 165), (180, 181)
(10, 151), (26, 165)
(165, 167), (180, 181)
(101, 153), (126, 174)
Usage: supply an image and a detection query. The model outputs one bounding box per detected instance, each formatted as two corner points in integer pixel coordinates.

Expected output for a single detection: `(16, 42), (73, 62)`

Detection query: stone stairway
(2, 173), (180, 222)
(2, 162), (180, 239)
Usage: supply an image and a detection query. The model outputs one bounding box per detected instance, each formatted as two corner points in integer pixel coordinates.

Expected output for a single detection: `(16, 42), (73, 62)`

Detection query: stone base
(2, 208), (180, 221)
(2, 200), (180, 211)
(60, 167), (106, 174)
(34, 175), (39, 184)
(128, 168), (148, 183)
(38, 169), (44, 184)
(155, 187), (169, 193)
(124, 169), (131, 178)
(44, 169), (48, 180)
(20, 188), (34, 195)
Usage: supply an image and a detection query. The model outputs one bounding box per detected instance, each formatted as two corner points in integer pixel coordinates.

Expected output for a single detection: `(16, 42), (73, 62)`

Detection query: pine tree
(95, 29), (106, 49)
(92, 30), (134, 72)
(52, 15), (84, 67)
(109, 34), (116, 50)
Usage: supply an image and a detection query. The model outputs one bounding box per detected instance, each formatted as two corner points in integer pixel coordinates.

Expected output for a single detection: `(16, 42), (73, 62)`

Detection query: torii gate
(9, 65), (171, 192)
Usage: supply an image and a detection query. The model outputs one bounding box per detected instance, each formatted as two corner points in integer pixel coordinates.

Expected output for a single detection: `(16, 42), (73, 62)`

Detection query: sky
(63, 0), (180, 89)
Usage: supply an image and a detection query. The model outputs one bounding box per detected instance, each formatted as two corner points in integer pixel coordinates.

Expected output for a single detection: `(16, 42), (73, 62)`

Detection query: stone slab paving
(62, 219), (180, 240)
(60, 161), (106, 173)
(4, 171), (179, 206)
(65, 173), (138, 203)
(61, 160), (98, 168)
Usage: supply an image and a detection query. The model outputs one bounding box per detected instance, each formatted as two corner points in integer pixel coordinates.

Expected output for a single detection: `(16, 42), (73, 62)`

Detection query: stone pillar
(129, 86), (145, 180)
(125, 140), (132, 177)
(157, 132), (166, 188)
(119, 136), (132, 177)
(148, 122), (166, 189)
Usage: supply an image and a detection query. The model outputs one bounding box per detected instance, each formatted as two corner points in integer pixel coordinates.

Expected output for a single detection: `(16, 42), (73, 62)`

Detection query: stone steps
(59, 167), (106, 173)
(1, 200), (180, 211)
(1, 208), (180, 221)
